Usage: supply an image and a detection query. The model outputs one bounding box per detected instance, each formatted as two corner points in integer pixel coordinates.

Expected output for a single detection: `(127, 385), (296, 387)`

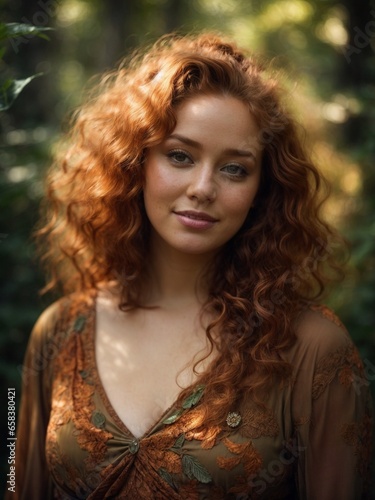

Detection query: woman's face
(143, 94), (262, 258)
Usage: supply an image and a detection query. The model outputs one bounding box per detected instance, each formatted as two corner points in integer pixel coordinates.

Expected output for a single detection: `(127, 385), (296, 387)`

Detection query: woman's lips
(173, 210), (218, 230)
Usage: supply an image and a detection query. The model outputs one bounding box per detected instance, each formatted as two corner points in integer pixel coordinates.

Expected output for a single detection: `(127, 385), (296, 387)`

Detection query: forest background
(1, 0), (374, 488)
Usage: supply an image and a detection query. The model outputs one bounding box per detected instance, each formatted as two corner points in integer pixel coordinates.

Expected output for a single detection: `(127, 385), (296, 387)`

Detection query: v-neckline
(87, 294), (194, 441)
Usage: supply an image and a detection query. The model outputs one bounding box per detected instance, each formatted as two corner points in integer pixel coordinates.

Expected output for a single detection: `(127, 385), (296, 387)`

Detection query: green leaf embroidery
(79, 370), (89, 379)
(73, 315), (86, 332)
(171, 434), (185, 450)
(162, 385), (205, 425)
(91, 410), (106, 429)
(162, 409), (183, 425)
(181, 385), (205, 409)
(158, 467), (177, 491)
(182, 454), (212, 484)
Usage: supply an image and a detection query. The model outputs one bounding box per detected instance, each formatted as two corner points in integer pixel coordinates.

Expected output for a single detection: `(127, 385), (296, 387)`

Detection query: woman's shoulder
(280, 303), (363, 379)
(29, 291), (96, 348)
(19, 292), (95, 388)
(292, 303), (352, 356)
(280, 304), (368, 405)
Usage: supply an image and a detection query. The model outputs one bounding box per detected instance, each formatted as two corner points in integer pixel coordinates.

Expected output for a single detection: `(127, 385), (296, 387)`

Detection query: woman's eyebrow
(167, 133), (256, 159)
(167, 133), (200, 148)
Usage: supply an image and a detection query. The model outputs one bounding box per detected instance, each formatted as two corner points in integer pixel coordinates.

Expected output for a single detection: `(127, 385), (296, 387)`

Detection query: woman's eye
(167, 150), (192, 164)
(222, 164), (247, 178)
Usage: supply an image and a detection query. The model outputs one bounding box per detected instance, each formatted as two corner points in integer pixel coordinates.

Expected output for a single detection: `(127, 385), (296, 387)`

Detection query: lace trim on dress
(73, 310), (113, 468)
(312, 343), (365, 400)
(46, 296), (113, 497)
(239, 406), (279, 439)
(341, 404), (373, 479)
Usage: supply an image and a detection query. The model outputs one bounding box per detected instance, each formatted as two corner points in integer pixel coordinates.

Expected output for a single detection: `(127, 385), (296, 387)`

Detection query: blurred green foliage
(0, 22), (52, 110)
(1, 0), (374, 487)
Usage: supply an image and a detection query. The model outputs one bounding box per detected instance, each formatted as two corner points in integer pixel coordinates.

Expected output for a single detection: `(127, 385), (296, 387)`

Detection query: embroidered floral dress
(9, 293), (372, 499)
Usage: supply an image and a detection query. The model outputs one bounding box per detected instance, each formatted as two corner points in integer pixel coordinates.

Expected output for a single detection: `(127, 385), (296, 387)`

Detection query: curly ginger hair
(37, 33), (345, 426)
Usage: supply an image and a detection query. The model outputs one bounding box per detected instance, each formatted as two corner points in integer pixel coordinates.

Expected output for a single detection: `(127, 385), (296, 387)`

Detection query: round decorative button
(226, 411), (242, 428)
(129, 439), (140, 454)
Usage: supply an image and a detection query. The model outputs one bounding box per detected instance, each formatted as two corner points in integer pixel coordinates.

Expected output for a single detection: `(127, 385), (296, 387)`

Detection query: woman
(10, 33), (372, 499)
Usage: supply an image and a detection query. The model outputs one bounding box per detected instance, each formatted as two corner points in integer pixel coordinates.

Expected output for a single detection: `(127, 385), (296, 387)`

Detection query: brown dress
(7, 292), (373, 499)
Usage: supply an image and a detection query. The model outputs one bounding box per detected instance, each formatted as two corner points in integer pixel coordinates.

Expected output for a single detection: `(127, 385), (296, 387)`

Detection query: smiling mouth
(173, 211), (218, 230)
(174, 210), (218, 222)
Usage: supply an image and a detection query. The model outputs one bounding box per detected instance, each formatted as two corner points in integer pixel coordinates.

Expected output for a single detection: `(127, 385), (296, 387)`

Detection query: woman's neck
(144, 236), (216, 309)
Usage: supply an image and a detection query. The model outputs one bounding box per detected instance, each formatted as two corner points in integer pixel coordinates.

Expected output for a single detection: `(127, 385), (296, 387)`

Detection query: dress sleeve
(292, 307), (373, 500)
(5, 302), (62, 500)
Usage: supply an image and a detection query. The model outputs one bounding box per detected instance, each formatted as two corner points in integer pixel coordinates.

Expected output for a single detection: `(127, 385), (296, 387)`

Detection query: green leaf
(79, 370), (89, 379)
(0, 74), (42, 111)
(181, 385), (205, 409)
(158, 468), (177, 491)
(182, 454), (212, 484)
(162, 409), (183, 425)
(0, 23), (53, 41)
(91, 410), (106, 429)
(171, 433), (185, 451)
(73, 315), (86, 333)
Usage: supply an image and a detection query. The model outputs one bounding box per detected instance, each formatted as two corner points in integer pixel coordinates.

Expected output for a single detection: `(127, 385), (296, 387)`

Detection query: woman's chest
(45, 306), (298, 498)
(47, 344), (297, 500)
(94, 303), (215, 438)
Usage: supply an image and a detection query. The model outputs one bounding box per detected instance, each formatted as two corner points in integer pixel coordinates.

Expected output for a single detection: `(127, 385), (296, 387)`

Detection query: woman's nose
(186, 165), (217, 203)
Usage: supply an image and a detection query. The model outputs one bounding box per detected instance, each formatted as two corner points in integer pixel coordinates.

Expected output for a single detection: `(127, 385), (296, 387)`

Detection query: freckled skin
(143, 94), (263, 258)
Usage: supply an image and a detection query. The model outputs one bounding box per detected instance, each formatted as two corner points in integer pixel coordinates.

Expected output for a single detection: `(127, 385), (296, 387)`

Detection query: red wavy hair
(37, 33), (345, 427)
